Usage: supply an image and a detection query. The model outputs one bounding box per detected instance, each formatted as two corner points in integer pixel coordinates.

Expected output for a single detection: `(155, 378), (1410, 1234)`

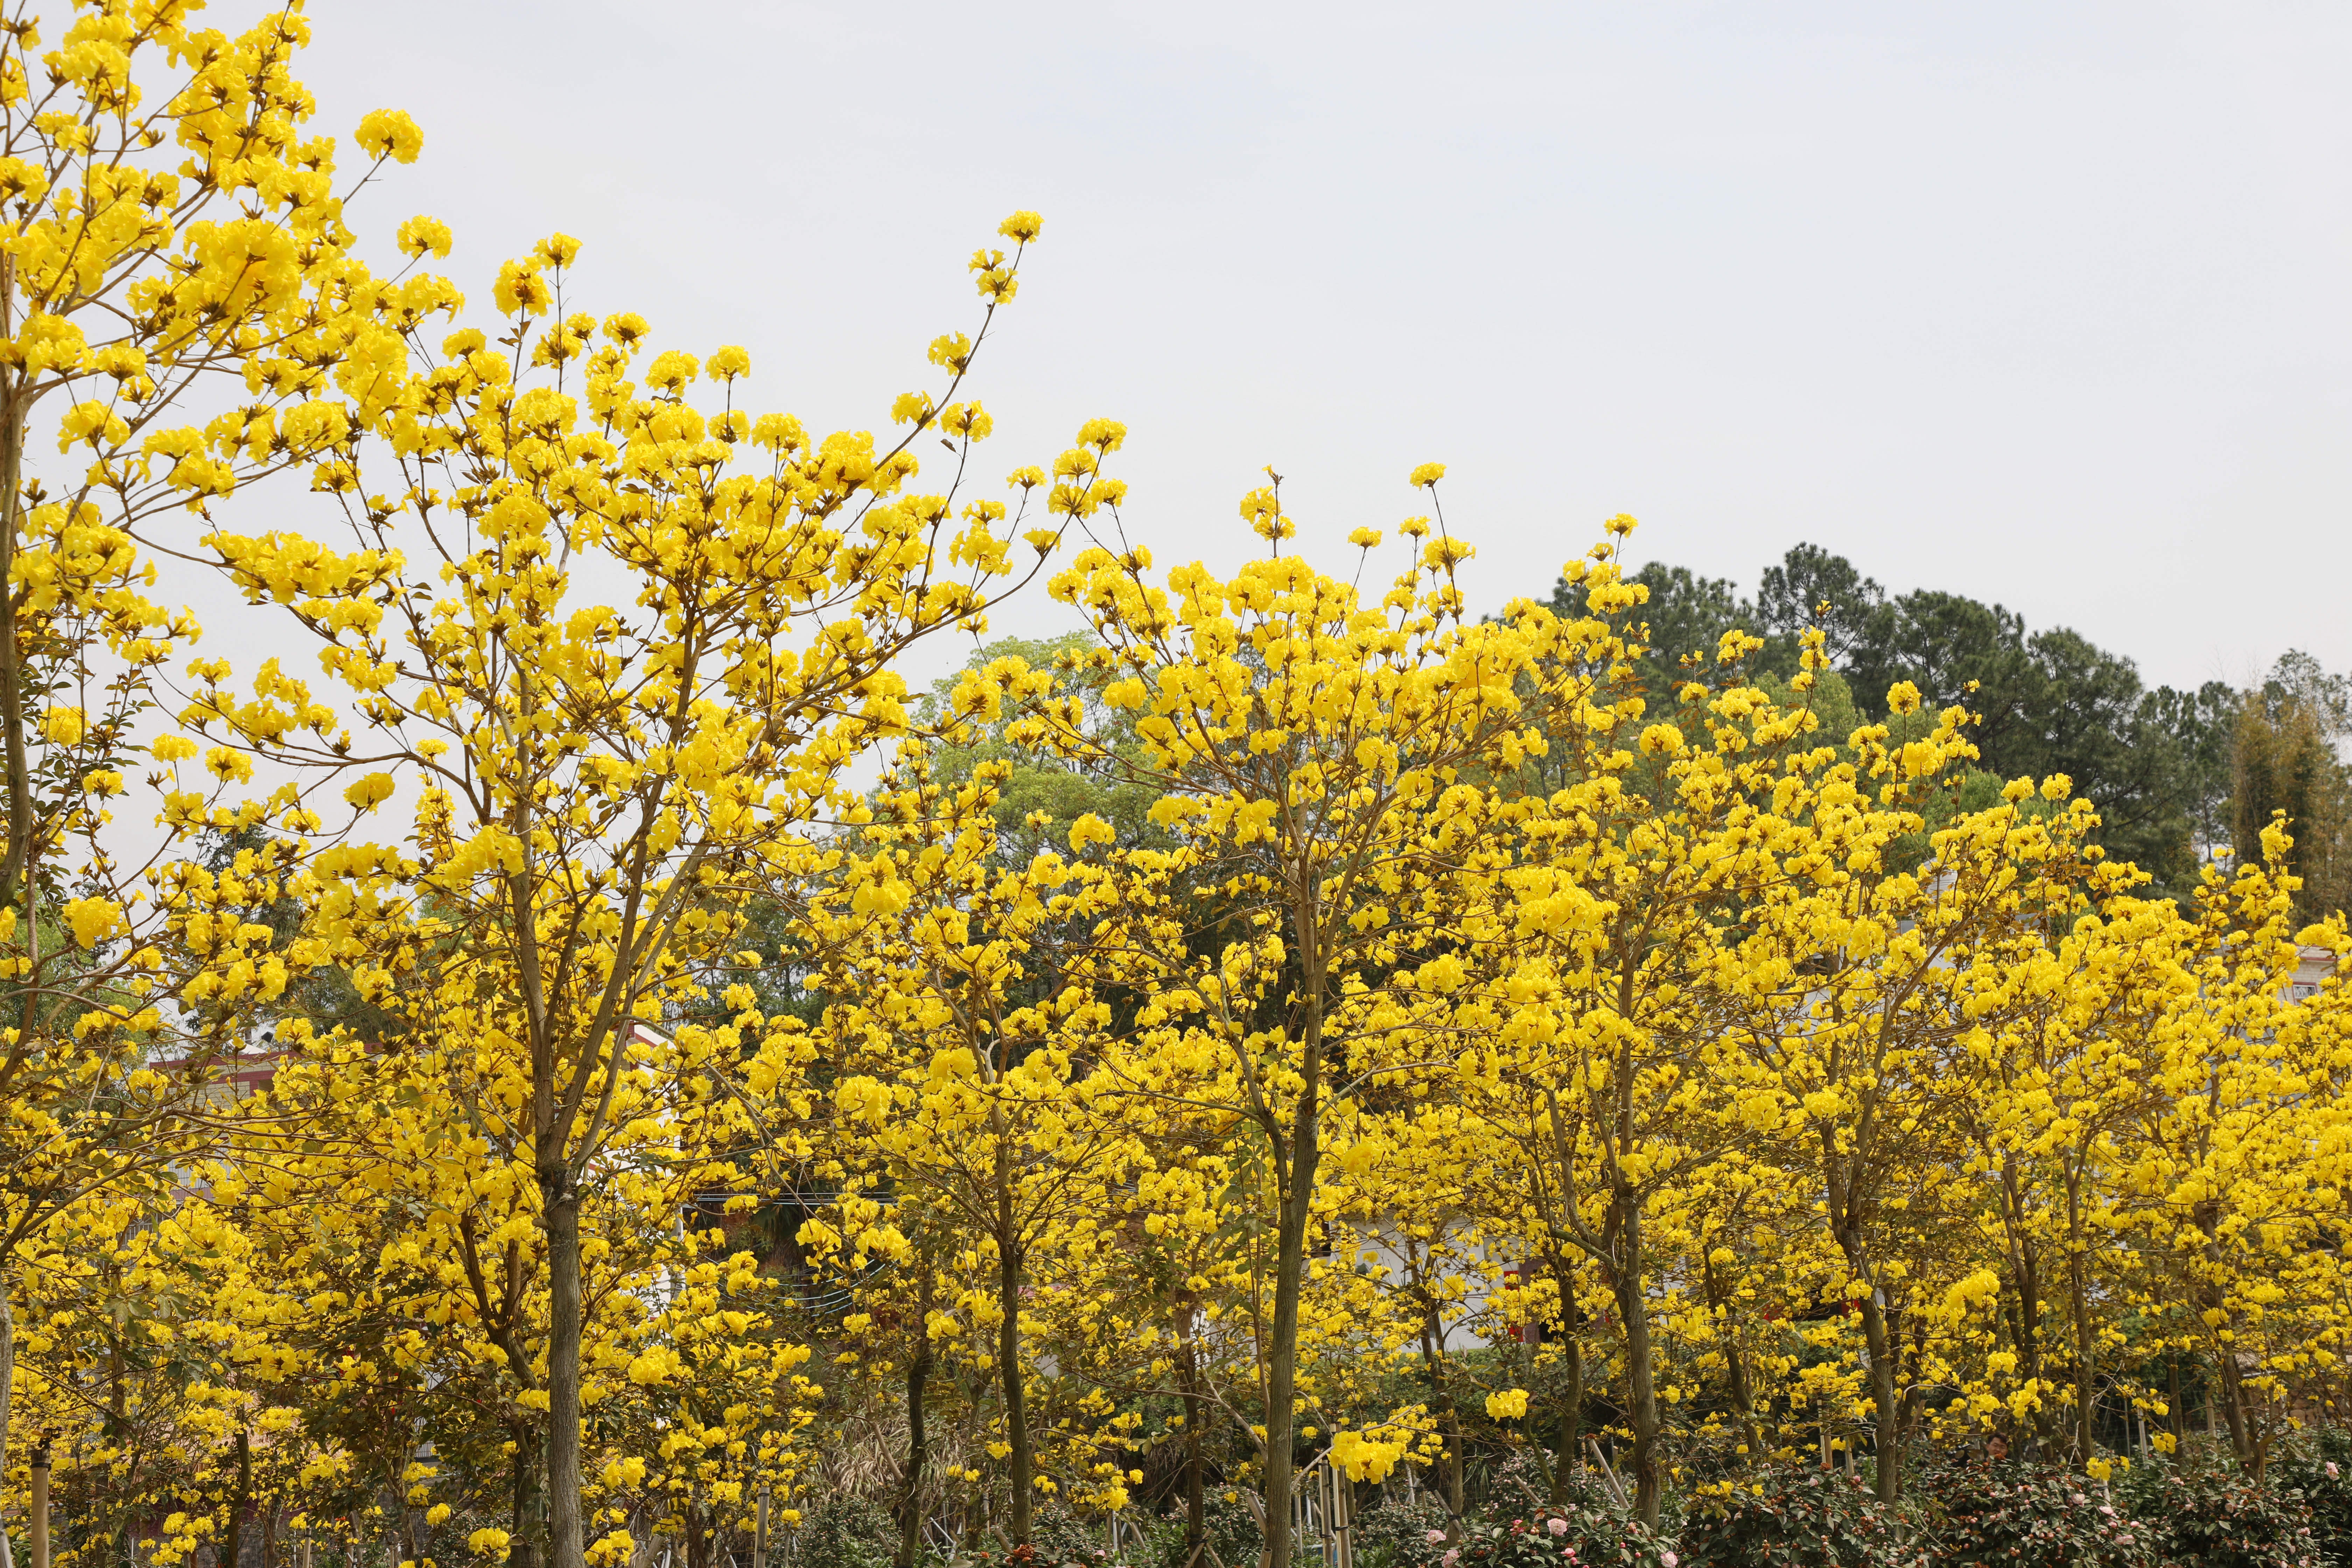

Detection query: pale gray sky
(283, 0), (2350, 696)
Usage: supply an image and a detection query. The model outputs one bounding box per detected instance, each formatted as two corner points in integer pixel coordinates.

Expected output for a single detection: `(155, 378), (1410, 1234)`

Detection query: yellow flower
(355, 108), (425, 164)
(61, 897), (125, 949)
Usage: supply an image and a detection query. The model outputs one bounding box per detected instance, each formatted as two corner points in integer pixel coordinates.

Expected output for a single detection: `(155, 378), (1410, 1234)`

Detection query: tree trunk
(1414, 1304), (1464, 1534)
(2065, 1170), (2095, 1464)
(0, 298), (32, 919)
(545, 1181), (587, 1568)
(1853, 1286), (1900, 1504)
(1701, 1251), (1762, 1464)
(898, 1261), (934, 1568)
(1262, 1116), (1322, 1568)
(1611, 1192), (1660, 1527)
(1177, 1302), (1205, 1559)
(1547, 1259), (1582, 1507)
(2217, 1346), (2254, 1468)
(225, 1431), (253, 1568)
(0, 1294), (15, 1559)
(995, 1224), (1031, 1544)
(511, 1420), (544, 1568)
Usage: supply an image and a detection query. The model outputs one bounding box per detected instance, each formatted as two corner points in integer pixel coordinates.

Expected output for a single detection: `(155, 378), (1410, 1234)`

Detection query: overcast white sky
(279, 0), (2350, 697)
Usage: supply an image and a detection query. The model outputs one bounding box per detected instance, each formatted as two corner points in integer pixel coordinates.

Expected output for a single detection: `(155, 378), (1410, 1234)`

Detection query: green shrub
(2270, 1431), (2352, 1568)
(799, 1498), (899, 1568)
(1390, 1505), (1670, 1568)
(1027, 1504), (1115, 1568)
(1350, 1496), (1451, 1568)
(1925, 1460), (2148, 1567)
(1679, 1466), (1921, 1568)
(2114, 1461), (2321, 1568)
(1149, 1491), (1265, 1568)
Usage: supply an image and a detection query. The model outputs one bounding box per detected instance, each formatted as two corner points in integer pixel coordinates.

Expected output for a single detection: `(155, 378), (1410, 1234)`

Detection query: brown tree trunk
(545, 1180), (588, 1568)
(0, 315), (31, 919)
(995, 1197), (1031, 1544)
(1701, 1251), (1762, 1464)
(510, 1419), (544, 1568)
(898, 1259), (935, 1568)
(1612, 1192), (1661, 1526)
(1262, 1110), (1322, 1568)
(1414, 1303), (1464, 1533)
(1547, 1258), (1582, 1507)
(1853, 1284), (1900, 1504)
(1178, 1301), (1205, 1559)
(224, 1431), (253, 1568)
(2065, 1169), (2095, 1464)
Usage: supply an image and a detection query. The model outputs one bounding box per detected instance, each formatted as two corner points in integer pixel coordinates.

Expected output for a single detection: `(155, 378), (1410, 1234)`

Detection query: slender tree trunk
(1414, 1305), (1464, 1533)
(1612, 1192), (1661, 1526)
(898, 1259), (934, 1568)
(2217, 1346), (2254, 1468)
(995, 1216), (1030, 1544)
(2065, 1170), (2095, 1464)
(1177, 1301), (1205, 1558)
(1262, 1117), (1322, 1568)
(0, 1294), (16, 1560)
(0, 279), (31, 918)
(1853, 1284), (1900, 1504)
(1701, 1252), (1762, 1463)
(510, 1420), (544, 1568)
(222, 1431), (253, 1568)
(1547, 1259), (1582, 1507)
(544, 1180), (587, 1568)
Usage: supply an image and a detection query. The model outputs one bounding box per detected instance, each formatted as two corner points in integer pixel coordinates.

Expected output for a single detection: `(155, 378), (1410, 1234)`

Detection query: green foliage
(1541, 1507), (1671, 1568)
(2270, 1429), (2352, 1566)
(1350, 1496), (1452, 1568)
(1546, 542), (2262, 900)
(2114, 1460), (2323, 1568)
(800, 1497), (899, 1568)
(2235, 653), (2352, 923)
(1925, 1461), (2149, 1567)
(1678, 1466), (1920, 1568)
(920, 633), (1165, 866)
(1026, 1503), (1115, 1568)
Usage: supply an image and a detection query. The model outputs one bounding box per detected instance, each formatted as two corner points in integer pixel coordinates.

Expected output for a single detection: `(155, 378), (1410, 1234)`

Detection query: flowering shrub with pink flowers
(1404, 1509), (1672, 1568)
(1926, 1460), (2150, 1568)
(2113, 1460), (2322, 1568)
(2269, 1431), (2352, 1565)
(1680, 1466), (1923, 1568)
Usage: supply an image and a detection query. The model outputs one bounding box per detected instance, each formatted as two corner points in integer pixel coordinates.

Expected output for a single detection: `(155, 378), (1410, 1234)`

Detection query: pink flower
(1546, 1520), (1569, 1539)
(2331, 1463), (2342, 1479)
(2099, 1505), (2116, 1518)
(1442, 1552), (1459, 1566)
(2068, 1494), (2087, 1507)
(1660, 1555), (1678, 1568)
(1426, 1533), (1448, 1547)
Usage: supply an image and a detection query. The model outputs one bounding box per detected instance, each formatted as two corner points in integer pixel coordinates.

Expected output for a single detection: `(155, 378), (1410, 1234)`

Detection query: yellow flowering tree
(0, 0), (435, 1506)
(183, 187), (1078, 1566)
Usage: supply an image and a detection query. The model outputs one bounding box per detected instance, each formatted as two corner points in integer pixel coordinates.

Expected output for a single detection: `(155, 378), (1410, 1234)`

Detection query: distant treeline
(1554, 543), (2347, 912)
